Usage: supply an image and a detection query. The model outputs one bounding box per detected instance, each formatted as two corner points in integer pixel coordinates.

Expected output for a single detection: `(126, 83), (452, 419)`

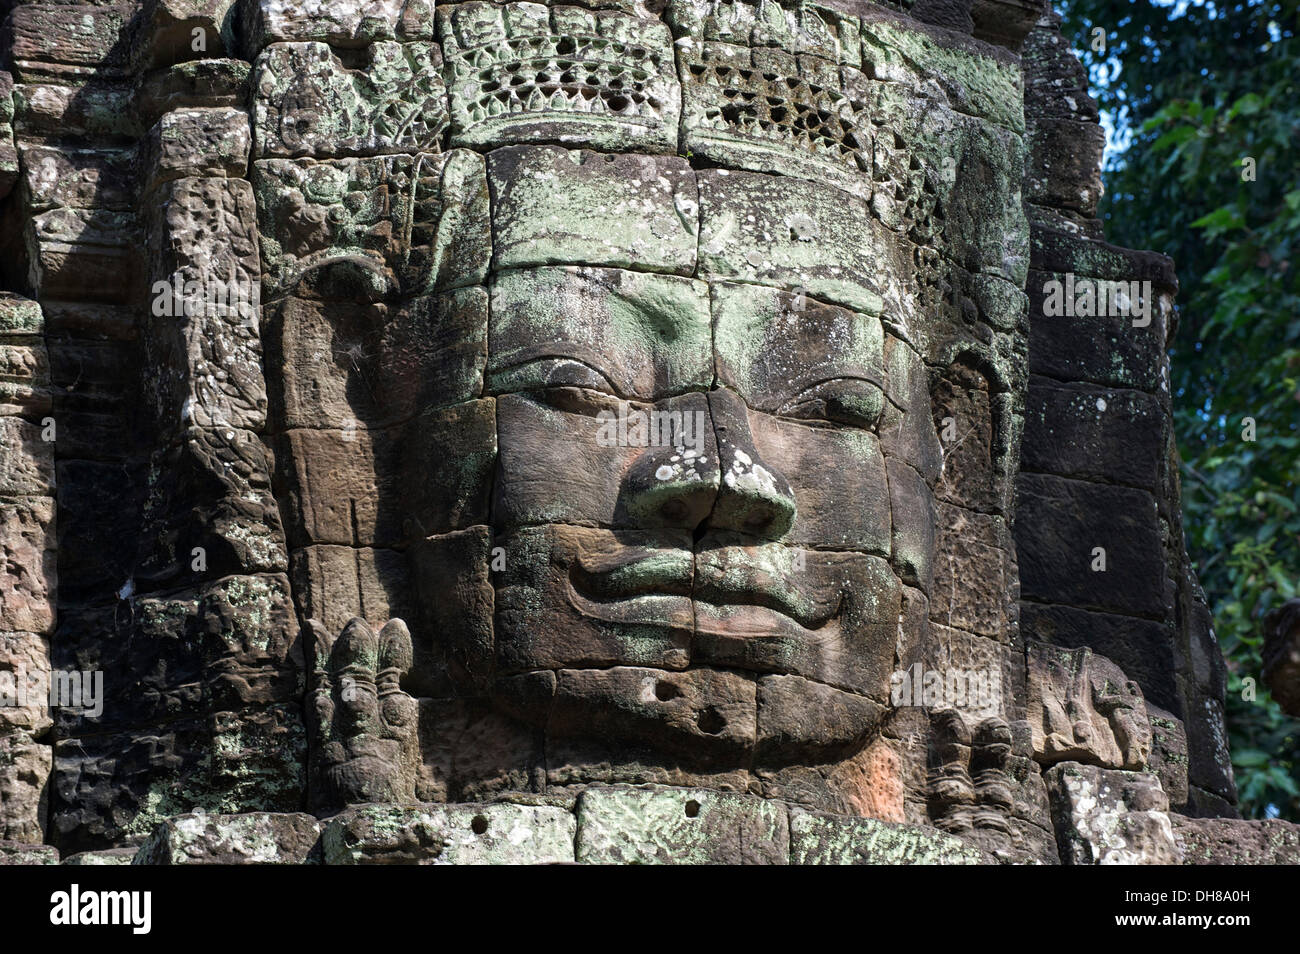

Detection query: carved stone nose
(704, 389), (796, 539)
(618, 393), (720, 530)
(622, 442), (720, 529)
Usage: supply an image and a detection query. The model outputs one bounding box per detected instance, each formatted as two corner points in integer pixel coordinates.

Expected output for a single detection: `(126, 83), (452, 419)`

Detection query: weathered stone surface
(6, 4), (133, 81)
(62, 847), (137, 865)
(1171, 815), (1300, 865)
(0, 419), (54, 497)
(930, 504), (1010, 638)
(1026, 281), (1169, 393)
(278, 398), (495, 547)
(0, 631), (51, 736)
(133, 428), (288, 585)
(51, 706), (306, 853)
(575, 786), (789, 864)
(145, 177), (265, 437)
(25, 207), (141, 301)
(289, 545), (413, 640)
(1016, 474), (1167, 618)
(697, 169), (887, 317)
(415, 697), (540, 801)
(789, 808), (987, 864)
(493, 525), (694, 674)
(408, 526), (494, 694)
(1020, 601), (1180, 713)
(12, 81), (138, 139)
(141, 108), (251, 191)
(1145, 703), (1189, 808)
(133, 0), (239, 70)
(1025, 118), (1105, 215)
(0, 731), (51, 843)
(756, 675), (884, 763)
(0, 295), (41, 338)
(711, 281), (885, 418)
(0, 72), (14, 201)
(694, 545), (901, 700)
(0, 840), (58, 865)
(880, 335), (943, 482)
(308, 617), (419, 810)
(493, 389), (712, 529)
(243, 0), (435, 50)
(54, 575), (302, 736)
(134, 811), (321, 864)
(1045, 762), (1180, 865)
(489, 267), (712, 400)
(676, 27), (871, 196)
(1022, 378), (1164, 490)
(488, 146), (698, 275)
(550, 666), (758, 763)
(267, 285), (487, 431)
(863, 14), (1025, 133)
(20, 145), (133, 213)
(321, 802), (576, 864)
(136, 59), (250, 120)
(252, 41), (446, 159)
(0, 501), (56, 635)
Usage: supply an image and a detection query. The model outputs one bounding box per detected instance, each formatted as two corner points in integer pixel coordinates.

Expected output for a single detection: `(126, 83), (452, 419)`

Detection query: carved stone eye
(779, 378), (885, 429)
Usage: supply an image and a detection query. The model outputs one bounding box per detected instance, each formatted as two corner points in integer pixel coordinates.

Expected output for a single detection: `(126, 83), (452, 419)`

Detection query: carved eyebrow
(775, 372), (887, 404)
(488, 347), (622, 395)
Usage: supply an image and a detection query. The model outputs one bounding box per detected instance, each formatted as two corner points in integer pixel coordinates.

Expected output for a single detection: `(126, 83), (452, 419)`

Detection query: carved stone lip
(565, 546), (694, 629)
(567, 544), (834, 634)
(692, 601), (826, 642)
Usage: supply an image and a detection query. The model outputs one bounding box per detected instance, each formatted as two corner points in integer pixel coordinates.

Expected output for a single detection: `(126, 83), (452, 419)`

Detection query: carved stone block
(488, 266), (712, 400)
(575, 786), (789, 864)
(141, 108), (251, 191)
(1027, 641), (1152, 771)
(0, 731), (52, 843)
(135, 811), (321, 864)
(697, 168), (888, 318)
(1045, 762), (1180, 865)
(320, 802), (575, 864)
(243, 0), (435, 50)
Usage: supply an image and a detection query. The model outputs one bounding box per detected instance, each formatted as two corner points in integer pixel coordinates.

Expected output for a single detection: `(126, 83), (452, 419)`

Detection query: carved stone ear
(927, 342), (1017, 515)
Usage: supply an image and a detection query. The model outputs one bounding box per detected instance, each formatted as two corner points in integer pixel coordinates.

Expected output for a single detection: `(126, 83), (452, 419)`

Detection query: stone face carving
(0, 0), (1275, 864)
(1027, 641), (1152, 771)
(1263, 597), (1300, 717)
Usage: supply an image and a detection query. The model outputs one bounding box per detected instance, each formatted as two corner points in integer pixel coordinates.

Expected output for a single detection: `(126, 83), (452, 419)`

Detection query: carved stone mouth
(566, 544), (839, 635)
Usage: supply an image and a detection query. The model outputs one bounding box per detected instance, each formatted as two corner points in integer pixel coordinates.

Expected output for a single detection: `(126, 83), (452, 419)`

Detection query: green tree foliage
(1058, 0), (1300, 817)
